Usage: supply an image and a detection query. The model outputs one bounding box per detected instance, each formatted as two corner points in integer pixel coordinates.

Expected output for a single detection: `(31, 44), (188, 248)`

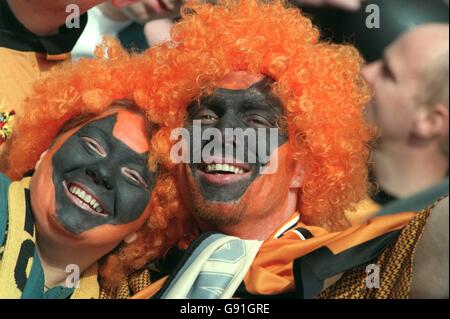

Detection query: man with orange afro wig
(0, 40), (194, 298)
(119, 0), (448, 299)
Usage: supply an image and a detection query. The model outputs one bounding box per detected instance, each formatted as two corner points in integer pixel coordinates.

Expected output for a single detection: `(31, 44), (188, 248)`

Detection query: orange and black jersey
(120, 209), (432, 299)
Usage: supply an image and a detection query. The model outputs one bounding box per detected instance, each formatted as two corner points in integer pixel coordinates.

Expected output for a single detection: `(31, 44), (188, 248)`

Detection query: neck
(7, 0), (97, 36)
(36, 232), (114, 289)
(199, 190), (297, 241)
(373, 140), (448, 198)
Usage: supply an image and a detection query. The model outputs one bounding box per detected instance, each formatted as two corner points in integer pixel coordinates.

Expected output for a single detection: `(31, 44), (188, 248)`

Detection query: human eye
(81, 136), (107, 157)
(192, 109), (219, 125)
(121, 167), (148, 189)
(244, 114), (273, 128)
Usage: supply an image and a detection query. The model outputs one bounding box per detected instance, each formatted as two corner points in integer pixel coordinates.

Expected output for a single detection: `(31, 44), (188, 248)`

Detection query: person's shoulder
(0, 172), (10, 187)
(0, 172), (10, 247)
(377, 178), (449, 216)
(0, 0), (87, 56)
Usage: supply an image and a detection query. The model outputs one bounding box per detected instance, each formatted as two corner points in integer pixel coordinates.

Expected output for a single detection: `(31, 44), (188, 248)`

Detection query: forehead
(198, 78), (284, 113)
(216, 71), (266, 90)
(86, 109), (149, 154)
(387, 28), (442, 78)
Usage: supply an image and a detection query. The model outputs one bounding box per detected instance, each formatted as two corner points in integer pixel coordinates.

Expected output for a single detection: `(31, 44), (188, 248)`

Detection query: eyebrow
(79, 125), (111, 144)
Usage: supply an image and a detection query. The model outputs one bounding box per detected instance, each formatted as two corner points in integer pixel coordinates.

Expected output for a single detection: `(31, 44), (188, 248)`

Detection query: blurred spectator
(297, 0), (449, 62)
(80, 0), (371, 57)
(72, 0), (182, 59)
(362, 24), (449, 213)
(292, 0), (364, 11)
(0, 0), (142, 151)
(71, 4), (133, 59)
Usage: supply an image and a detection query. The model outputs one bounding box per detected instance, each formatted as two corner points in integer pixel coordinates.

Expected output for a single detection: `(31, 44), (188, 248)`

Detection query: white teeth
(205, 163), (246, 174)
(67, 184), (104, 213)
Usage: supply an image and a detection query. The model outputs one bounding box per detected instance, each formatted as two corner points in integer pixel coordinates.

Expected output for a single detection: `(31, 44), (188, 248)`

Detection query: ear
(290, 161), (305, 189)
(413, 104), (449, 139)
(124, 232), (138, 244)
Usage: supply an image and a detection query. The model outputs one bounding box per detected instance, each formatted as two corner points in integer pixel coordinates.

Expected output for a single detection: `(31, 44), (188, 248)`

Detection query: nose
(215, 114), (242, 150)
(86, 164), (114, 190)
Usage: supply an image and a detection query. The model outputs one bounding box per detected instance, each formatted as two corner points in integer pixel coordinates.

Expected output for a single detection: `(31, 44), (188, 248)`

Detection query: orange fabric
(243, 212), (415, 295)
(45, 53), (71, 61)
(129, 211), (415, 298)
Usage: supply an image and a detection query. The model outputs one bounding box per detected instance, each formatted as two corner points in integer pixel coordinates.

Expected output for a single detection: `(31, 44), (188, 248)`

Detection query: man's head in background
(362, 24), (449, 158)
(298, 0), (449, 63)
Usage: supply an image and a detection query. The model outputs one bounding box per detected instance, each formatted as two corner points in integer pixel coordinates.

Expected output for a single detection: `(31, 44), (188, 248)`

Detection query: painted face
(177, 75), (295, 229)
(30, 108), (156, 244)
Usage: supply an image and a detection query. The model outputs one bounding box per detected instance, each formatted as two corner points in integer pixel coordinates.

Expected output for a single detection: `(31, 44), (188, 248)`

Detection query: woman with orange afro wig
(113, 0), (442, 299)
(0, 39), (195, 298)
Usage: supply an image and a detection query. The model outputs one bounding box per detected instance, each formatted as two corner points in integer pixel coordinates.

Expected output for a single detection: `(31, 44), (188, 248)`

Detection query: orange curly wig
(0, 39), (195, 288)
(1, 0), (373, 289)
(128, 0), (374, 229)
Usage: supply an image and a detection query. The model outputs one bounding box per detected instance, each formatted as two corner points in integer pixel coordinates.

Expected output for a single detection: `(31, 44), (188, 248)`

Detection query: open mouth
(196, 158), (253, 184)
(63, 181), (108, 217)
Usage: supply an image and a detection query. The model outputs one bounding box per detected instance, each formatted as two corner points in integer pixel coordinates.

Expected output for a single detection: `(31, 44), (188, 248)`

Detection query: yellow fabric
(70, 263), (100, 299)
(0, 177), (100, 298)
(0, 48), (69, 152)
(100, 269), (157, 299)
(0, 177), (32, 298)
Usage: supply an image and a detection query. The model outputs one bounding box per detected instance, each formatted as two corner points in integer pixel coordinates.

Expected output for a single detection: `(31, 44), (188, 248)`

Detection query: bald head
(362, 23), (449, 150)
(394, 24), (449, 77)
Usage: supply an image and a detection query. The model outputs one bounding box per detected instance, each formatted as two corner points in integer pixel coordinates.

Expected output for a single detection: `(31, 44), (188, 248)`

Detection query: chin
(192, 198), (246, 228)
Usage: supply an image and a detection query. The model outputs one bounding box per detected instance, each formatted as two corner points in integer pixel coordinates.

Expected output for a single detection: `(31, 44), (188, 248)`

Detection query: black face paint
(185, 78), (288, 202)
(52, 114), (156, 235)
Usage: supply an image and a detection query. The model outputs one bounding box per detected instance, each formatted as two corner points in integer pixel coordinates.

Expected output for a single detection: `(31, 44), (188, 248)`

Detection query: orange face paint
(30, 107), (153, 247)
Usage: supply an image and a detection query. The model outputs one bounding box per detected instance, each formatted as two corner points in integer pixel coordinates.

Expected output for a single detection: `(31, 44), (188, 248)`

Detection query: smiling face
(30, 107), (156, 244)
(177, 74), (296, 229)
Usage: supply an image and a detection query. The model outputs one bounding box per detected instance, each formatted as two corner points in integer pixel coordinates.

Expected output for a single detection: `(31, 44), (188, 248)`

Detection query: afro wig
(127, 0), (374, 229)
(0, 38), (195, 289)
(1, 0), (374, 290)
